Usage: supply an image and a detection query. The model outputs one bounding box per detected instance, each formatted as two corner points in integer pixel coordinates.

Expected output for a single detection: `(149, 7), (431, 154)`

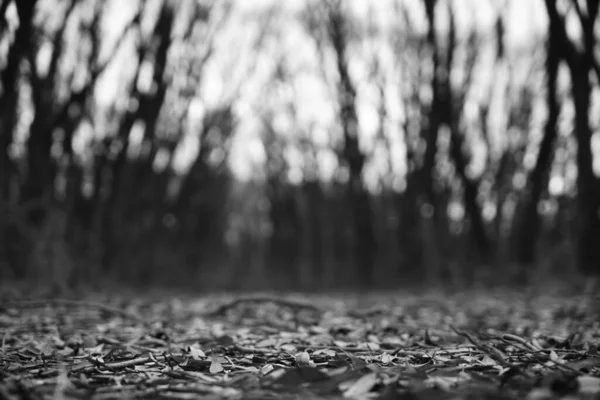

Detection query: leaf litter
(0, 288), (599, 399)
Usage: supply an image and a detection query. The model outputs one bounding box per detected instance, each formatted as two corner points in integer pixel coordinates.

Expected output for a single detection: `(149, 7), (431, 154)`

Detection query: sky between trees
(15, 0), (564, 187)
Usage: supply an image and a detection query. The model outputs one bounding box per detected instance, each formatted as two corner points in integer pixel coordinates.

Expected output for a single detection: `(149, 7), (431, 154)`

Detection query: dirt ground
(1, 286), (599, 399)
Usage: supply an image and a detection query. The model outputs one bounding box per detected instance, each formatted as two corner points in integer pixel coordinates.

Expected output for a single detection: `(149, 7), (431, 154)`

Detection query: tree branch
(90, 6), (142, 80)
(46, 0), (77, 81)
(550, 0), (600, 83)
(0, 0), (11, 35)
(545, 0), (579, 70)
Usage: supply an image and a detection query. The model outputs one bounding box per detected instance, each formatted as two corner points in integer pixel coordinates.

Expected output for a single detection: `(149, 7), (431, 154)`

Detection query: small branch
(203, 295), (323, 318)
(501, 333), (543, 352)
(91, 7), (142, 81)
(0, 0), (12, 35)
(2, 299), (143, 323)
(451, 326), (513, 368)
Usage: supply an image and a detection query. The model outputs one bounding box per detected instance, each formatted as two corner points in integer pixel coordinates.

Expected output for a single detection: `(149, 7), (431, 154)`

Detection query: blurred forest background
(0, 0), (599, 292)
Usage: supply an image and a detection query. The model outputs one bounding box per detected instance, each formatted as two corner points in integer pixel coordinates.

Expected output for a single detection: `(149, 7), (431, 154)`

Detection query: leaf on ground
(295, 350), (312, 366)
(271, 366), (331, 386)
(578, 375), (600, 394)
(342, 372), (378, 398)
(189, 343), (206, 359)
(210, 359), (224, 374)
(1, 289), (599, 399)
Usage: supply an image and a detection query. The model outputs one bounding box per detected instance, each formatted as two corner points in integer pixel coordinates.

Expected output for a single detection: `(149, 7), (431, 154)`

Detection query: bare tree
(0, 0), (37, 278)
(516, 6), (560, 267)
(303, 0), (376, 286)
(545, 0), (600, 275)
(444, 8), (491, 267)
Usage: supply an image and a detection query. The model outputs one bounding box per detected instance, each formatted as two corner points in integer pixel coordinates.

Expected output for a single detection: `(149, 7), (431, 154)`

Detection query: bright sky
(225, 0), (550, 183)
(86, 0), (551, 183)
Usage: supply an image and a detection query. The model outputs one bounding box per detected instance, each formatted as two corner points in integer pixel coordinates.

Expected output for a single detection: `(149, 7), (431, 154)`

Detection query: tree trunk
(0, 0), (36, 278)
(0, 0), (12, 34)
(420, 0), (441, 214)
(447, 120), (491, 263)
(416, 0), (443, 281)
(0, 0), (36, 194)
(328, 4), (375, 287)
(515, 15), (560, 265)
(544, 0), (600, 275)
(571, 71), (600, 275)
(575, 0), (600, 275)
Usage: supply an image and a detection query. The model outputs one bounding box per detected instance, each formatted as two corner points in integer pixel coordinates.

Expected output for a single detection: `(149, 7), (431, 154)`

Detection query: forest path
(1, 287), (599, 399)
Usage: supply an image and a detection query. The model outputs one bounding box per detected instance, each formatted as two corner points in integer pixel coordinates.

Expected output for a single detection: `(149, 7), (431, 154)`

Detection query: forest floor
(0, 285), (599, 399)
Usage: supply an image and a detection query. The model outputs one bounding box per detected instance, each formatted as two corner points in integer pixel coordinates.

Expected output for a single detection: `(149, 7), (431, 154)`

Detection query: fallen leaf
(343, 372), (378, 398)
(295, 350), (312, 366)
(380, 352), (393, 364)
(189, 344), (205, 359)
(577, 376), (600, 395)
(210, 360), (224, 374)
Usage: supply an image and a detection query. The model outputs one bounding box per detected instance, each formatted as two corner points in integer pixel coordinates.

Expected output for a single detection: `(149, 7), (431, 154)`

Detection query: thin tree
(545, 0), (600, 275)
(515, 7), (560, 266)
(0, 0), (37, 278)
(303, 0), (376, 286)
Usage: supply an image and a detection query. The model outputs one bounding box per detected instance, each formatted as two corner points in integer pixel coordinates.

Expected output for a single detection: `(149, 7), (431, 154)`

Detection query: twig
(450, 325), (514, 368)
(82, 354), (162, 373)
(203, 295), (323, 317)
(2, 299), (143, 323)
(501, 333), (543, 352)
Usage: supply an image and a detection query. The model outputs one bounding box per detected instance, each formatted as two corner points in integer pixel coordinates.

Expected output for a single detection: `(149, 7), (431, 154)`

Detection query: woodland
(0, 0), (600, 399)
(0, 0), (597, 291)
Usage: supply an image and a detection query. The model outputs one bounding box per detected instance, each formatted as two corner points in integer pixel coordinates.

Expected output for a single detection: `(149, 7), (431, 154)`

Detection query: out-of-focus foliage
(0, 0), (598, 291)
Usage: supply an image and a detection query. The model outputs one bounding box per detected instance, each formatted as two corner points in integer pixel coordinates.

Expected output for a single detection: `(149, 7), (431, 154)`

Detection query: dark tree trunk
(420, 0), (440, 213)
(22, 0), (75, 227)
(443, 11), (491, 264)
(328, 4), (375, 286)
(267, 180), (300, 284)
(305, 180), (325, 288)
(545, 0), (600, 275)
(447, 120), (491, 262)
(575, 0), (600, 275)
(406, 0), (445, 282)
(23, 102), (55, 226)
(0, 0), (36, 203)
(0, 0), (12, 44)
(397, 171), (424, 280)
(516, 18), (559, 265)
(100, 3), (173, 268)
(0, 0), (36, 278)
(571, 71), (600, 275)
